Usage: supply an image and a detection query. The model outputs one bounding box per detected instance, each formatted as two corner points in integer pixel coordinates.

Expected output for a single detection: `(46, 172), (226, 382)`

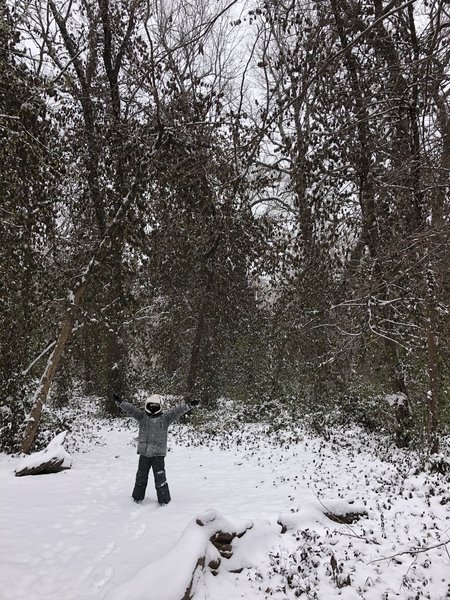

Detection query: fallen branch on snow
(369, 538), (450, 564)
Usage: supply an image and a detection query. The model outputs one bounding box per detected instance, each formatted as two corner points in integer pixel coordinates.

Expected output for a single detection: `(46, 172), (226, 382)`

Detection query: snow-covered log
(278, 498), (368, 533)
(105, 510), (253, 600)
(15, 431), (73, 477)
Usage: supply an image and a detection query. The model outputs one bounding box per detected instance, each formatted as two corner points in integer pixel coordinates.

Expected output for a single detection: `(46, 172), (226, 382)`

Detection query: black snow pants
(132, 455), (171, 504)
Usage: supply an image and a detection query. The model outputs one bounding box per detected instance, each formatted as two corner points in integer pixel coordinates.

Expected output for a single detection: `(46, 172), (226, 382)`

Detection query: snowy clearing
(1, 412), (449, 600)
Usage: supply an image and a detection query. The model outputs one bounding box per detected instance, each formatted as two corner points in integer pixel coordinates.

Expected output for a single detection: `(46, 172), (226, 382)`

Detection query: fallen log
(183, 512), (254, 596)
(278, 499), (367, 533)
(105, 510), (253, 600)
(15, 431), (73, 477)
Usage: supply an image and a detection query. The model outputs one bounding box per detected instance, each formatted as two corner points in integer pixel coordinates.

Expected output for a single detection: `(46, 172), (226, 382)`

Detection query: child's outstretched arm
(164, 398), (199, 425)
(113, 394), (144, 422)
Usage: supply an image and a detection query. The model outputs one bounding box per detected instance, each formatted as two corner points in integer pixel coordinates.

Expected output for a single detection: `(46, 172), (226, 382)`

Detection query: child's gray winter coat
(119, 402), (191, 457)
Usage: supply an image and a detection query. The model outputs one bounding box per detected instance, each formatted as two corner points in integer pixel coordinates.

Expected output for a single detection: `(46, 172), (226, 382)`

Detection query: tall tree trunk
(20, 283), (86, 453)
(98, 0), (138, 403)
(331, 0), (413, 444)
(20, 194), (135, 453)
(184, 234), (221, 401)
(424, 275), (440, 454)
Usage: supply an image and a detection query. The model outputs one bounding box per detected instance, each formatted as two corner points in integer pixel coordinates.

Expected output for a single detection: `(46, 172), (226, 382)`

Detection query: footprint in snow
(95, 567), (113, 590)
(131, 522), (147, 541)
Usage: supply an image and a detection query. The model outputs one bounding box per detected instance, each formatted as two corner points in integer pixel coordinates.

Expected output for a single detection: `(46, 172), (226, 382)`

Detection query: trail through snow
(1, 419), (449, 599)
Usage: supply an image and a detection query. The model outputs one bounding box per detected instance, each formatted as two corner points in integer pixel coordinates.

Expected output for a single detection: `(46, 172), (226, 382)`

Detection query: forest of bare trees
(1, 0), (449, 455)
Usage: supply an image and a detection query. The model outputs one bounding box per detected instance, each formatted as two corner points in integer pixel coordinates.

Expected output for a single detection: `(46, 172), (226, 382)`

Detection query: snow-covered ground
(1, 407), (449, 600)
